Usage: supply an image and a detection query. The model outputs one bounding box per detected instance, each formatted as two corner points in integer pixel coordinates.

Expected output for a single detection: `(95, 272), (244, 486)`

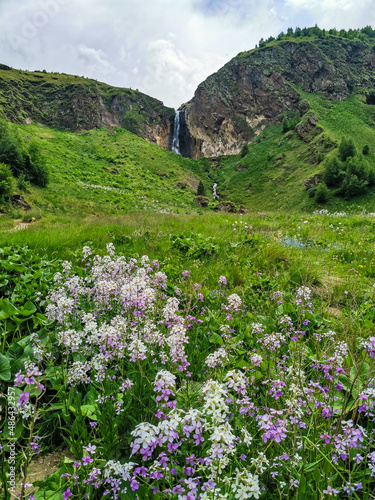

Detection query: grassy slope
(214, 91), (375, 212)
(6, 88), (375, 221)
(6, 123), (211, 217)
(0, 66), (173, 126)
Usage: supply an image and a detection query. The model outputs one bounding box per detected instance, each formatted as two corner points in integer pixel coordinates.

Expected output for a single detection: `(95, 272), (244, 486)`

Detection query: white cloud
(0, 0), (373, 108)
(283, 0), (375, 29)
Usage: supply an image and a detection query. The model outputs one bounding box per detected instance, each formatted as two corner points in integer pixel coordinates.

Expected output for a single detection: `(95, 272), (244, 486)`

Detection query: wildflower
(218, 276), (227, 287)
(63, 488), (72, 499)
(18, 392), (30, 404)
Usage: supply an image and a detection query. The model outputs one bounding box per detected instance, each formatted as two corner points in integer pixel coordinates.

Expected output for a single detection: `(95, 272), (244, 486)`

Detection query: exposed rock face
(11, 194), (31, 211)
(295, 113), (323, 143)
(179, 38), (375, 158)
(304, 175), (322, 190)
(0, 68), (174, 148)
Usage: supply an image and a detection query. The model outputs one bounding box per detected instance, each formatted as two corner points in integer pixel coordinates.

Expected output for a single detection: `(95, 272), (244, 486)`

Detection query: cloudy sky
(0, 0), (374, 108)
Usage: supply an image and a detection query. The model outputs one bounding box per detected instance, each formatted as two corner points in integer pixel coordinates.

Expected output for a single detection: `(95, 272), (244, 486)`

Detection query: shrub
(338, 138), (356, 161)
(0, 163), (13, 200)
(0, 121), (49, 187)
(282, 111), (301, 133)
(0, 120), (24, 175)
(240, 144), (249, 157)
(24, 142), (49, 187)
(363, 144), (370, 155)
(315, 183), (329, 203)
(16, 173), (30, 193)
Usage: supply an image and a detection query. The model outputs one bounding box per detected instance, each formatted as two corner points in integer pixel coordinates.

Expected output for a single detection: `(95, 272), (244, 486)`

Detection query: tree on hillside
(323, 157), (345, 187)
(197, 180), (206, 196)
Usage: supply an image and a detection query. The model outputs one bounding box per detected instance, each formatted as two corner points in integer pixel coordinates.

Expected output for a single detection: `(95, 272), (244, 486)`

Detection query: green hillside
(0, 64), (173, 140)
(0, 122), (214, 218)
(212, 91), (375, 212)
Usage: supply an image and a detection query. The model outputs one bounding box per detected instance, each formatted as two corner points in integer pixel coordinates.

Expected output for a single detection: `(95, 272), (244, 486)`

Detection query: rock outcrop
(11, 194), (31, 211)
(178, 38), (375, 158)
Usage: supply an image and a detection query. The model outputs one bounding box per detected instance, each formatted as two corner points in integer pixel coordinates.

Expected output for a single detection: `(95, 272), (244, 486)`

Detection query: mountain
(0, 64), (174, 149)
(178, 35), (375, 158)
(2, 29), (375, 215)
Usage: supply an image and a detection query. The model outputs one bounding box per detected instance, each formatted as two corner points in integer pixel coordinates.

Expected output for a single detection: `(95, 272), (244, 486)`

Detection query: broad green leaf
(209, 332), (223, 345)
(0, 353), (11, 381)
(5, 342), (24, 360)
(18, 300), (37, 316)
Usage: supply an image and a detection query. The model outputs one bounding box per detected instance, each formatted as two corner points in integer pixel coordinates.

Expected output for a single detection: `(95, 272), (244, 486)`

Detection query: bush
(240, 144), (249, 158)
(24, 142), (49, 187)
(0, 163), (13, 200)
(17, 173), (30, 193)
(315, 183), (329, 203)
(363, 144), (370, 155)
(0, 121), (49, 187)
(282, 111), (301, 133)
(0, 120), (24, 175)
(338, 138), (356, 161)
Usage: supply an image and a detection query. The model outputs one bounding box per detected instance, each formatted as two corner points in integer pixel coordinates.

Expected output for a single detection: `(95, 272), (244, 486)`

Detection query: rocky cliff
(0, 65), (174, 149)
(178, 37), (375, 158)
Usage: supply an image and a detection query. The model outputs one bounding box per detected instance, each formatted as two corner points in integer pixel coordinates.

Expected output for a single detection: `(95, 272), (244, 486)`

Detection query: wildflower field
(1, 210), (375, 499)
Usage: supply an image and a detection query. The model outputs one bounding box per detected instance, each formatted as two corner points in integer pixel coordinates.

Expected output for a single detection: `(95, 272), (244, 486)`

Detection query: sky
(0, 0), (374, 108)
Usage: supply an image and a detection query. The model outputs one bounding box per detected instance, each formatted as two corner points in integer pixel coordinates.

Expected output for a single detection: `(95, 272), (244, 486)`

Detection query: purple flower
(82, 455), (93, 466)
(130, 478), (139, 491)
(18, 391), (30, 404)
(63, 488), (72, 499)
(320, 433), (331, 444)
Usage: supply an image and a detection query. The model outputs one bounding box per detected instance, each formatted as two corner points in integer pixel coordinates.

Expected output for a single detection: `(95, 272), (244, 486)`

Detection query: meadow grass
(2, 210), (375, 498)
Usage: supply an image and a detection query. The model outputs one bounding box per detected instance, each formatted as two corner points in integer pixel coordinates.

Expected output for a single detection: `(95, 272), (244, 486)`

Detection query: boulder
(174, 181), (188, 189)
(214, 201), (237, 213)
(194, 196), (209, 207)
(238, 205), (248, 214)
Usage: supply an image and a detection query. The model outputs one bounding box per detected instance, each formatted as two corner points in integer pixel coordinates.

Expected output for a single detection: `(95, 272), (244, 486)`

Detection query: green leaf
(5, 342), (24, 361)
(297, 474), (306, 498)
(209, 332), (223, 346)
(0, 353), (11, 381)
(69, 404), (98, 420)
(18, 300), (37, 316)
(0, 299), (19, 319)
(304, 458), (323, 472)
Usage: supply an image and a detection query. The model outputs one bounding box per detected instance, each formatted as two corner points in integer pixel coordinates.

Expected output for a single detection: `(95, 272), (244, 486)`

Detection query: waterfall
(171, 110), (181, 155)
(213, 183), (219, 199)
